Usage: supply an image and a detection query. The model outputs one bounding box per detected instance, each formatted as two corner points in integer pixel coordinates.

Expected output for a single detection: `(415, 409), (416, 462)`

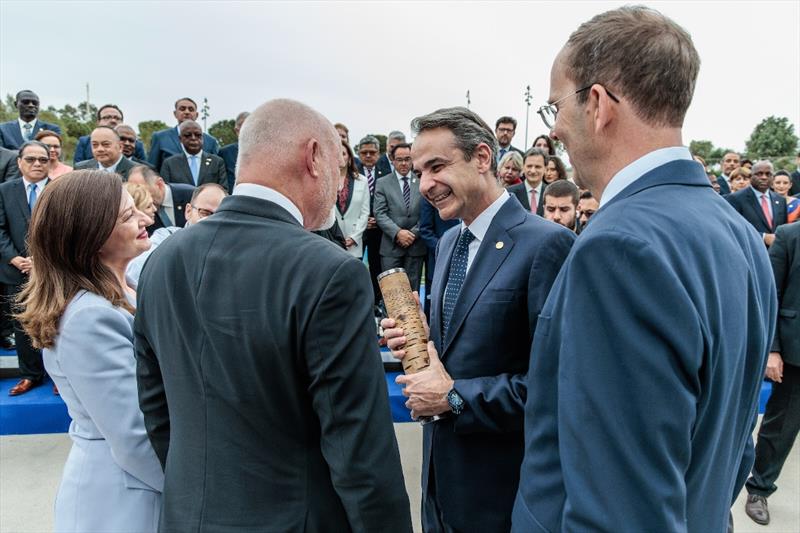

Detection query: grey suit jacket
(0, 147), (19, 183)
(374, 171), (426, 257)
(160, 151), (228, 191)
(43, 290), (163, 532)
(74, 156), (137, 181)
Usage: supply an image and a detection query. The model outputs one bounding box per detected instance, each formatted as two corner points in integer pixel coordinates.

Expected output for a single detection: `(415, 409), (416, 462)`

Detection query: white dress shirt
(460, 191), (511, 272)
(233, 183), (304, 225)
(18, 118), (37, 140)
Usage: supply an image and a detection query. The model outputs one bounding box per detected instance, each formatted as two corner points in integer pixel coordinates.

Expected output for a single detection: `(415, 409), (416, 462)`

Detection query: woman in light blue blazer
(17, 170), (162, 533)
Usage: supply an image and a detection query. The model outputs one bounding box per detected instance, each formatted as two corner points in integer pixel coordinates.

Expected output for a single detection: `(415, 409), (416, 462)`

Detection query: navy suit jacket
(513, 159), (777, 533)
(424, 196), (574, 532)
(148, 183), (195, 235)
(147, 127), (219, 172)
(160, 152), (228, 191)
(727, 187), (787, 234)
(73, 135), (146, 165)
(0, 178), (48, 284)
(218, 142), (238, 193)
(717, 174), (731, 195)
(508, 181), (545, 216)
(0, 147), (20, 183)
(0, 120), (62, 150)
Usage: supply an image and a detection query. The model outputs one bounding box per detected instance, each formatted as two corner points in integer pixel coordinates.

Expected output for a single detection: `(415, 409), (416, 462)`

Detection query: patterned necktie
(442, 228), (475, 339)
(189, 155), (200, 184)
(529, 188), (538, 213)
(23, 123), (33, 141)
(402, 176), (410, 210)
(28, 183), (37, 212)
(367, 168), (375, 195)
(760, 193), (773, 229)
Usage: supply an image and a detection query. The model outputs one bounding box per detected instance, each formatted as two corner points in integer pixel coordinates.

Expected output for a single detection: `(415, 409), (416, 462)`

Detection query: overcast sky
(1, 1), (798, 154)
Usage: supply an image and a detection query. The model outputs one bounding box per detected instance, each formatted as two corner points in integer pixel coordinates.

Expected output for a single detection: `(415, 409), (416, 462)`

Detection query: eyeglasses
(22, 156), (49, 164)
(191, 205), (214, 218)
(394, 157), (412, 164)
(537, 84), (620, 130)
(119, 136), (136, 143)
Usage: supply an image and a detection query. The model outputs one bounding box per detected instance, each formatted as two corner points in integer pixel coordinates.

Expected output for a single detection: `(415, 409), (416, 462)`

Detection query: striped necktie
(402, 176), (410, 210)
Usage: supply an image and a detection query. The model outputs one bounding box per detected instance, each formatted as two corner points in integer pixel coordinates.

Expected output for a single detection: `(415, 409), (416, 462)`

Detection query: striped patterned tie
(402, 177), (410, 210)
(367, 168), (375, 195)
(442, 228), (475, 339)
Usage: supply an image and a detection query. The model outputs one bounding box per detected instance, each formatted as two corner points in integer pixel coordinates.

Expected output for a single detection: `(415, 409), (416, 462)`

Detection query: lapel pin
(495, 241), (504, 249)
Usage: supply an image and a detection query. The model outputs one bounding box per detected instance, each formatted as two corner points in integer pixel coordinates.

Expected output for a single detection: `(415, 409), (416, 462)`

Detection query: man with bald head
(74, 126), (137, 180)
(160, 120), (228, 190)
(135, 98), (412, 532)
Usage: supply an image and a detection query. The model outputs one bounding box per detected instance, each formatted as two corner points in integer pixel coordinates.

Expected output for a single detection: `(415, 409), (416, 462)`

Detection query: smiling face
(38, 134), (62, 163)
(18, 144), (49, 182)
(98, 192), (151, 266)
(523, 154), (546, 187)
(773, 174), (792, 196)
(90, 128), (122, 166)
(413, 127), (497, 224)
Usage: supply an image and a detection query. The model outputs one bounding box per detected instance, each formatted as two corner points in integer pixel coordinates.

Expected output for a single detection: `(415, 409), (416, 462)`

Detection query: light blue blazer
(43, 290), (163, 533)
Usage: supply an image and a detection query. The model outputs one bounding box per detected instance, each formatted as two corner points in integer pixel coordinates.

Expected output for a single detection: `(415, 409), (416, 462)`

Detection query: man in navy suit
(147, 97), (219, 172)
(219, 111), (250, 192)
(494, 116), (524, 166)
(512, 7), (776, 532)
(508, 148), (548, 216)
(0, 90), (62, 150)
(383, 107), (574, 532)
(160, 121), (228, 191)
(73, 105), (146, 164)
(727, 160), (788, 247)
(717, 151), (741, 195)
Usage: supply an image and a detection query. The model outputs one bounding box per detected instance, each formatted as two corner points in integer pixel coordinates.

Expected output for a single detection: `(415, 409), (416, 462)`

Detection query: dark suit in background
(218, 142), (238, 192)
(746, 222), (800, 500)
(147, 127), (219, 172)
(0, 178), (47, 382)
(727, 187), (787, 235)
(160, 152), (228, 191)
(135, 193), (411, 532)
(374, 172), (426, 290)
(148, 183), (195, 235)
(508, 181), (545, 216)
(74, 157), (137, 181)
(513, 159), (776, 532)
(423, 196), (574, 532)
(418, 197), (458, 316)
(717, 174), (732, 195)
(375, 153), (392, 177)
(0, 120), (62, 150)
(0, 147), (20, 183)
(73, 135), (146, 165)
(791, 169), (800, 196)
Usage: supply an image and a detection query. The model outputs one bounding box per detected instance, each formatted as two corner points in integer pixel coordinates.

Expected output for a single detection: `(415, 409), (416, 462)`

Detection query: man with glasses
(74, 126), (137, 180)
(127, 183), (227, 286)
(0, 141), (51, 395)
(513, 7), (776, 532)
(727, 160), (788, 247)
(0, 90), (61, 150)
(357, 135), (386, 312)
(148, 98), (220, 172)
(160, 120), (228, 190)
(494, 116), (523, 167)
(114, 124), (152, 168)
(73, 105), (146, 165)
(127, 165), (195, 235)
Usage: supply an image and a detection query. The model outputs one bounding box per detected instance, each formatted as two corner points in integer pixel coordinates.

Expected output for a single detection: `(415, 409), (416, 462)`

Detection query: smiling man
(508, 148), (548, 216)
(513, 6), (776, 532)
(382, 107), (574, 532)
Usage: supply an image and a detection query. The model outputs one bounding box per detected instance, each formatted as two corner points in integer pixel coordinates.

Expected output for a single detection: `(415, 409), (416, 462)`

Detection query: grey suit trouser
(381, 255), (424, 293)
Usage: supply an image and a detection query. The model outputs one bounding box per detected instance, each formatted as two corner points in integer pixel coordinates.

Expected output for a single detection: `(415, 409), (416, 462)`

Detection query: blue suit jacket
(424, 196), (574, 532)
(0, 120), (62, 150)
(717, 174), (731, 195)
(147, 127), (219, 172)
(512, 159), (777, 533)
(218, 142), (238, 193)
(73, 135), (146, 165)
(726, 187), (787, 234)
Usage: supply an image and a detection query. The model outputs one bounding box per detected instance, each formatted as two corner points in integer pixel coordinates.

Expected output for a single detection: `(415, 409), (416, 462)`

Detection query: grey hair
(358, 135), (380, 150)
(387, 130), (406, 141)
(523, 147), (550, 165)
(178, 120), (202, 134)
(410, 107), (498, 173)
(234, 112), (250, 128)
(17, 140), (50, 157)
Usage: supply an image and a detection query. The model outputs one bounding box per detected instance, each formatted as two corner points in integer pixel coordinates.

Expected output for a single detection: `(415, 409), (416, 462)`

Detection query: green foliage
(137, 120), (169, 151)
(745, 116), (799, 160)
(689, 140), (714, 162)
(371, 134), (387, 153)
(209, 119), (236, 146)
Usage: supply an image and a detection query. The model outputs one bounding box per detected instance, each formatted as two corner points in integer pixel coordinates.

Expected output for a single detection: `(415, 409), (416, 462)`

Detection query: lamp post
(466, 90), (471, 109)
(524, 85), (532, 149)
(201, 98), (210, 131)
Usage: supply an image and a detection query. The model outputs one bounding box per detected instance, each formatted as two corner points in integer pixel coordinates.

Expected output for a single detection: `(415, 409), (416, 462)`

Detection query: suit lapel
(167, 128), (182, 155)
(14, 180), (31, 222)
(770, 192), (786, 228)
(10, 124), (24, 148)
(746, 188), (772, 231)
(198, 155), (212, 183)
(430, 228), (458, 351)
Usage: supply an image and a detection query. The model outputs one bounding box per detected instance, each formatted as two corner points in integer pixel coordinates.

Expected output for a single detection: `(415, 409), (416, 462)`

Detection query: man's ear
(590, 84), (616, 134)
(305, 138), (321, 179)
(474, 142), (493, 174)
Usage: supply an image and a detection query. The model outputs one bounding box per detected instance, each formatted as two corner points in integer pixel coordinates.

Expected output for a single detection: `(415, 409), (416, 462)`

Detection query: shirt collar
(233, 183), (304, 225)
(600, 146), (693, 207)
(461, 191), (511, 242)
(161, 185), (174, 209)
(100, 155), (124, 171)
(18, 118), (37, 130)
(182, 146), (203, 160)
(750, 185), (770, 198)
(524, 180), (542, 195)
(22, 176), (48, 190)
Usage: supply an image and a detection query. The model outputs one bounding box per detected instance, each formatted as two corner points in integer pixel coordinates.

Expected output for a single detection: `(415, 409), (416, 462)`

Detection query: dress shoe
(8, 378), (37, 396)
(745, 494), (770, 525)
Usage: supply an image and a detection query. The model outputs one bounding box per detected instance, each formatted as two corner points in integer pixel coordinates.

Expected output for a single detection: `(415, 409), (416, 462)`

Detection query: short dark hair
(579, 190), (594, 200)
(97, 104), (123, 121)
(18, 140), (49, 157)
(564, 5), (700, 127)
(34, 130), (62, 143)
(411, 107), (498, 173)
(495, 116), (517, 129)
(174, 97), (198, 109)
(191, 183), (228, 203)
(15, 90), (37, 103)
(532, 134), (556, 156)
(523, 147), (549, 166)
(548, 155), (568, 181)
(544, 180), (579, 205)
(357, 135), (380, 151)
(774, 170), (790, 178)
(390, 142), (412, 159)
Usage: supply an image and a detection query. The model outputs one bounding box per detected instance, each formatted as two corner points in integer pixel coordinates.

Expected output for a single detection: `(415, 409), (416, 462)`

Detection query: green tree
(138, 120), (169, 151)
(689, 140), (714, 162)
(370, 134), (387, 154)
(707, 147), (736, 169)
(209, 119), (236, 146)
(745, 116), (798, 160)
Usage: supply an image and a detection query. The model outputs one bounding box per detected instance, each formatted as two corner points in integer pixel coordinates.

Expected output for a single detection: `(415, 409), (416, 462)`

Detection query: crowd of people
(0, 4), (798, 532)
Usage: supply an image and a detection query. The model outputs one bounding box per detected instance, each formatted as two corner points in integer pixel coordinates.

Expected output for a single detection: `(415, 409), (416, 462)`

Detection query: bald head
(237, 99), (342, 230)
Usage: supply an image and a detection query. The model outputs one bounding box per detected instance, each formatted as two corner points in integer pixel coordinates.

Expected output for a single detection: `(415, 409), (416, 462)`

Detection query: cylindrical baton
(377, 268), (430, 374)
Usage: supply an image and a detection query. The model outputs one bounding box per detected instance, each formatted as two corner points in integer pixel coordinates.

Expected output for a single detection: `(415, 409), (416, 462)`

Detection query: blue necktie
(28, 183), (37, 212)
(22, 123), (33, 141)
(442, 228), (475, 339)
(402, 176), (410, 210)
(498, 148), (507, 164)
(189, 155), (200, 185)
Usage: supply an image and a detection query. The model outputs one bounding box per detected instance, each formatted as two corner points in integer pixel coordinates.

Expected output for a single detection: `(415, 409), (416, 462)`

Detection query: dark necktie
(367, 168), (375, 196)
(442, 228), (475, 339)
(402, 176), (410, 210)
